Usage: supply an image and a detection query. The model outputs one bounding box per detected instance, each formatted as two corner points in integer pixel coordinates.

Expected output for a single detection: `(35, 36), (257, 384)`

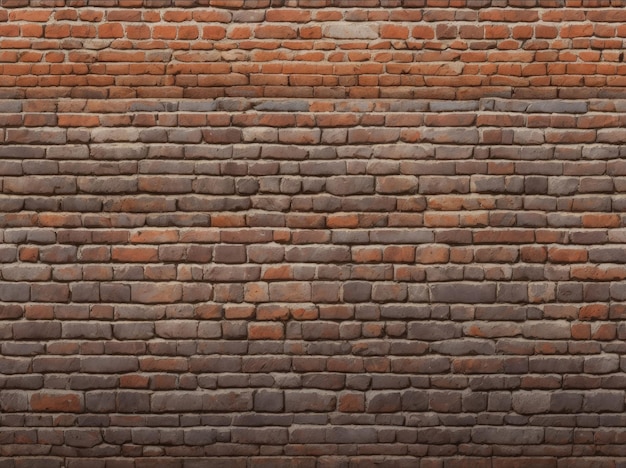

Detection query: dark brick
(583, 392), (624, 412)
(430, 283), (497, 303)
(550, 393), (583, 413)
(254, 390), (284, 413)
(472, 426), (543, 444)
(285, 390), (336, 412)
(342, 281), (372, 303)
(366, 392), (402, 413)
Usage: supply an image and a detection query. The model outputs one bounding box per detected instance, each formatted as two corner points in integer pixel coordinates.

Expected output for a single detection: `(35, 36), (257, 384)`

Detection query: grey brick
(583, 392), (624, 412)
(183, 428), (216, 446)
(512, 391), (550, 414)
(584, 355), (619, 374)
(285, 391), (336, 412)
(550, 393), (583, 413)
(407, 322), (460, 341)
(231, 427), (288, 445)
(325, 426), (377, 444)
(254, 390), (284, 413)
(471, 426), (543, 444)
(326, 176), (375, 196)
(366, 392), (401, 413)
(430, 283), (496, 303)
(527, 101), (587, 113)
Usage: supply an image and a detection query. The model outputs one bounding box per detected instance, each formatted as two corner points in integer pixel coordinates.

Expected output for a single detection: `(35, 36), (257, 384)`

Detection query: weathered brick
(204, 390), (253, 412)
(326, 176), (375, 196)
(471, 426), (543, 445)
(366, 391), (402, 413)
(583, 392), (624, 412)
(30, 392), (83, 413)
(254, 390), (284, 413)
(231, 427), (288, 445)
(131, 283), (182, 304)
(512, 391), (550, 414)
(430, 283), (496, 303)
(323, 23), (378, 39)
(285, 390), (336, 412)
(151, 392), (203, 413)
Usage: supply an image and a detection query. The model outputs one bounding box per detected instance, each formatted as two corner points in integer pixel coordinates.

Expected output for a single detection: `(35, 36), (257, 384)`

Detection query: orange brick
(248, 322), (284, 340)
(98, 23), (124, 38)
(548, 247), (588, 263)
(381, 24), (409, 39)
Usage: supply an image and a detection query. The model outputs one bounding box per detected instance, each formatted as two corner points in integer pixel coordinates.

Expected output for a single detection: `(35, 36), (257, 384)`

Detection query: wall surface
(1, 0), (626, 466)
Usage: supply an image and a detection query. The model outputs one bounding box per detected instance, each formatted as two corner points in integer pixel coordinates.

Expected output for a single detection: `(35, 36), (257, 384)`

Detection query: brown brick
(131, 283), (182, 304)
(285, 390), (336, 412)
(31, 392), (83, 413)
(248, 322), (284, 340)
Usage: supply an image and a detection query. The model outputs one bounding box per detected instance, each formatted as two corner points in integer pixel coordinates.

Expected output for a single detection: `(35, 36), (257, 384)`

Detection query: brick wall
(2, 1), (626, 466)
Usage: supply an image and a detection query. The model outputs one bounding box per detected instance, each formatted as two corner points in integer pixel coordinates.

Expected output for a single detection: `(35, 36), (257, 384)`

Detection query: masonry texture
(1, 0), (626, 466)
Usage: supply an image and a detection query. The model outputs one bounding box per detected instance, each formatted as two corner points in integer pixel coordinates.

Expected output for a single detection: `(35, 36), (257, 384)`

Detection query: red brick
(31, 392), (83, 412)
(255, 25), (298, 39)
(548, 247), (588, 263)
(98, 23), (124, 39)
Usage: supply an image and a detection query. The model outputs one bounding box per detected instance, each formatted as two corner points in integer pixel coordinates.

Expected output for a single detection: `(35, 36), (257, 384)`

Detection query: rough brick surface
(2, 0), (626, 466)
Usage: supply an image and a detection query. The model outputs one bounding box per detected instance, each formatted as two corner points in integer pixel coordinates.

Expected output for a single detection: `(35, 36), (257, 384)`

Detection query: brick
(342, 281), (372, 303)
(30, 392), (83, 413)
(285, 246), (350, 263)
(371, 282), (407, 302)
(13, 322), (61, 340)
(583, 392), (624, 412)
(584, 355), (619, 374)
(326, 176), (375, 196)
(471, 426), (543, 445)
(419, 176), (469, 194)
(550, 393), (583, 413)
(376, 176), (418, 194)
(151, 392), (203, 413)
(248, 322), (284, 340)
(512, 391), (550, 414)
(430, 283), (496, 303)
(366, 392), (401, 413)
(131, 283), (182, 304)
(231, 427), (288, 445)
(408, 322), (460, 341)
(285, 390), (336, 412)
(254, 390), (284, 413)
(207, 389), (254, 414)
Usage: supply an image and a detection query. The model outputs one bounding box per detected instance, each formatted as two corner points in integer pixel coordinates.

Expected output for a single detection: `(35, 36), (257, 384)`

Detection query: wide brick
(151, 392), (203, 413)
(430, 283), (496, 304)
(131, 283), (182, 304)
(231, 427), (288, 445)
(408, 322), (460, 341)
(583, 392), (624, 412)
(30, 392), (83, 413)
(13, 322), (61, 340)
(285, 246), (350, 263)
(285, 390), (336, 412)
(472, 426), (543, 445)
(326, 176), (375, 196)
(366, 391), (401, 413)
(419, 176), (470, 194)
(323, 23), (378, 39)
(204, 390), (253, 412)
